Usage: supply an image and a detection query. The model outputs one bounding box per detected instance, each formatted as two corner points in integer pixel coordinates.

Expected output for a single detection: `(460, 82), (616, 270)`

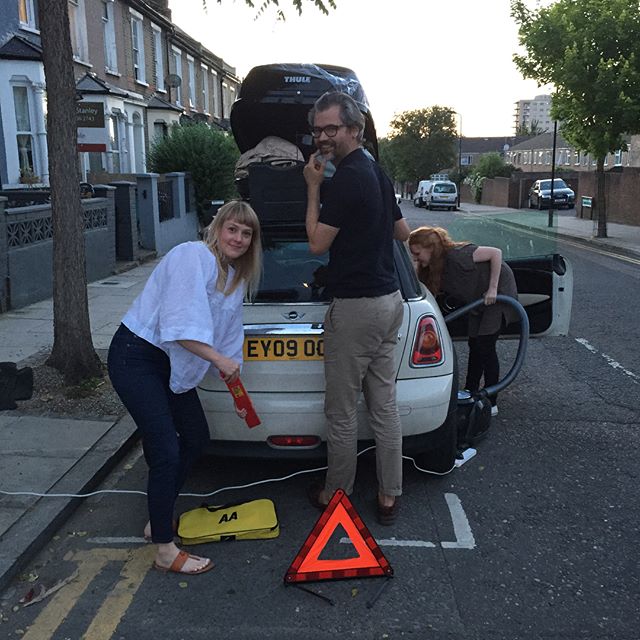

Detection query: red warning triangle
(285, 489), (393, 583)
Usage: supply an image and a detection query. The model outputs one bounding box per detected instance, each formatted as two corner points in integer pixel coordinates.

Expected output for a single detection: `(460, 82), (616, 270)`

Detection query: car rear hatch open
(230, 63), (378, 160)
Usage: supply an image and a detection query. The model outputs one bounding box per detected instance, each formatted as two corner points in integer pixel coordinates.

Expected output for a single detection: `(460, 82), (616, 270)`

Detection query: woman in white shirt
(107, 200), (261, 576)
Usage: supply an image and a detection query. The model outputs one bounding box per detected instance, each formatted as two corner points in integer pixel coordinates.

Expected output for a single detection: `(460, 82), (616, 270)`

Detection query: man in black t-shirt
(304, 91), (410, 525)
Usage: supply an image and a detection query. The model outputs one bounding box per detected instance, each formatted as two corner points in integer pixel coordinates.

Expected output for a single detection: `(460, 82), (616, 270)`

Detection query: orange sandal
(153, 550), (213, 575)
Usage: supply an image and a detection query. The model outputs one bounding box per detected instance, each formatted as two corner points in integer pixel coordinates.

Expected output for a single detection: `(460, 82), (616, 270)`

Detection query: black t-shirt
(318, 148), (402, 298)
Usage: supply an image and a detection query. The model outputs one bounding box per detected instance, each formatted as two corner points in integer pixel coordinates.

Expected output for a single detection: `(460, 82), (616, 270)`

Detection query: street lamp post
(451, 111), (462, 208)
(548, 120), (558, 228)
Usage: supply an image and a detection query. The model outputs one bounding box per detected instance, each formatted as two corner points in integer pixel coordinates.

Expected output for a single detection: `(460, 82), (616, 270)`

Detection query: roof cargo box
(230, 63), (378, 160)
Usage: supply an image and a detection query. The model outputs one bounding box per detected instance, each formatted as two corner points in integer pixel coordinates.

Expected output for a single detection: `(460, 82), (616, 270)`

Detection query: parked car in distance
(413, 180), (432, 207)
(425, 180), (458, 211)
(528, 178), (575, 210)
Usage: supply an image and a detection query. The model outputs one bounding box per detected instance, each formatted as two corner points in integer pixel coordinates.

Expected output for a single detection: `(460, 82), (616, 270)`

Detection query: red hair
(408, 226), (467, 294)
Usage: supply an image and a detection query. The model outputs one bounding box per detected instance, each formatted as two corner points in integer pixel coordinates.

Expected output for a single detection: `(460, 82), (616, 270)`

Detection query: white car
(197, 63), (573, 471)
(425, 180), (458, 211)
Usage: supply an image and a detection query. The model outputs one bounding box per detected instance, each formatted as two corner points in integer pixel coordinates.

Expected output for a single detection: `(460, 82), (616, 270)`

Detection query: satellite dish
(165, 74), (181, 88)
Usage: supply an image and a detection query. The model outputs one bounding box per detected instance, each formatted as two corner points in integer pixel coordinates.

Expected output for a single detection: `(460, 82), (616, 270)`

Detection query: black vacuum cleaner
(443, 295), (530, 449)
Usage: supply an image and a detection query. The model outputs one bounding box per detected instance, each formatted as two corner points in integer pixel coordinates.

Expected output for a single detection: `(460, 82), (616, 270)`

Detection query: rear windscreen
(256, 232), (329, 303)
(433, 183), (456, 194)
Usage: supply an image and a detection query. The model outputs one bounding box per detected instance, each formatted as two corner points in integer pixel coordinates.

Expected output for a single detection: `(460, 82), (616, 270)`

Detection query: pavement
(1, 203), (639, 593)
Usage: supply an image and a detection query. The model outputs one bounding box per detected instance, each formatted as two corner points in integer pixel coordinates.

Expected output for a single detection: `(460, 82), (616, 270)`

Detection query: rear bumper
(198, 375), (453, 458)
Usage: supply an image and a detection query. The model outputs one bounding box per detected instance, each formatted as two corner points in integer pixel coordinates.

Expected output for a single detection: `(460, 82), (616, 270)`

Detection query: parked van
(425, 180), (458, 211)
(413, 180), (432, 208)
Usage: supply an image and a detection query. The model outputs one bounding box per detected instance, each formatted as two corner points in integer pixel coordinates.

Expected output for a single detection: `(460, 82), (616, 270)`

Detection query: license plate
(244, 335), (324, 361)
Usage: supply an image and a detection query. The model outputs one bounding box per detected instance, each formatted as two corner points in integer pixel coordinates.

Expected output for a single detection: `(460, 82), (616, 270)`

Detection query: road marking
(339, 492), (475, 549)
(441, 493), (476, 549)
(21, 548), (152, 640)
(375, 538), (436, 548)
(88, 536), (148, 545)
(22, 552), (114, 639)
(575, 338), (639, 384)
(82, 546), (155, 640)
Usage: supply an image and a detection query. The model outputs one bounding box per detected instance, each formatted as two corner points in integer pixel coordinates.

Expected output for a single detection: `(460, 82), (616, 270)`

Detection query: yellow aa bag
(178, 499), (279, 545)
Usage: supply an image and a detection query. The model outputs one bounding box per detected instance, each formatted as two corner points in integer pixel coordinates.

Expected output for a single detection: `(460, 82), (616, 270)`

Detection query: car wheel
(413, 349), (459, 473)
(427, 203), (433, 211)
(537, 199), (543, 210)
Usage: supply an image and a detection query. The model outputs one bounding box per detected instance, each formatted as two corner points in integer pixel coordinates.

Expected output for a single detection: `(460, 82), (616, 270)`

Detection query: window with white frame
(69, 0), (88, 62)
(108, 114), (120, 173)
(201, 64), (209, 113)
(222, 81), (230, 118)
(614, 149), (623, 166)
(102, 0), (117, 73)
(19, 0), (37, 29)
(187, 56), (196, 108)
(152, 24), (165, 91)
(574, 150), (580, 165)
(13, 85), (37, 178)
(130, 11), (146, 83)
(211, 69), (220, 117)
(544, 150), (551, 165)
(172, 47), (182, 105)
(153, 121), (168, 140)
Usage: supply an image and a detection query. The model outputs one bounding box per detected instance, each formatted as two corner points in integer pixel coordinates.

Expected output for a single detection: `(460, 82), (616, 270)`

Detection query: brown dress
(441, 244), (518, 337)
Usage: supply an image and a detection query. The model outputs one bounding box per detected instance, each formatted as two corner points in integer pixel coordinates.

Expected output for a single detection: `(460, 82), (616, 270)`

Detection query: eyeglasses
(310, 124), (347, 138)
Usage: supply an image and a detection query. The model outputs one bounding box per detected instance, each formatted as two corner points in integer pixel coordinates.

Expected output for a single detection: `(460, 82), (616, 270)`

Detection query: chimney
(146, 0), (171, 19)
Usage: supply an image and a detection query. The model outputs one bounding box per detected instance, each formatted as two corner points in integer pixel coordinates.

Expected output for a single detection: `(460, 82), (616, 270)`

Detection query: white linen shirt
(122, 241), (245, 393)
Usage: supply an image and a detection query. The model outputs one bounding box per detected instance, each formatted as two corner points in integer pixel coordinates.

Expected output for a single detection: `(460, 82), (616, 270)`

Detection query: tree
(473, 152), (515, 180)
(38, 0), (101, 383)
(511, 0), (640, 237)
(515, 121), (546, 136)
(466, 153), (516, 204)
(148, 124), (239, 222)
(206, 0), (336, 20)
(385, 107), (458, 184)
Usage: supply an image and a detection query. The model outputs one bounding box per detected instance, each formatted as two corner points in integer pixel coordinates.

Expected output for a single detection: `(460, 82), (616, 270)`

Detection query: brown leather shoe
(306, 483), (329, 510)
(376, 498), (399, 525)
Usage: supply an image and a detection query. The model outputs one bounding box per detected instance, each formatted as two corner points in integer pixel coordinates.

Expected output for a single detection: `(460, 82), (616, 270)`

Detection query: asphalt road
(2, 203), (638, 639)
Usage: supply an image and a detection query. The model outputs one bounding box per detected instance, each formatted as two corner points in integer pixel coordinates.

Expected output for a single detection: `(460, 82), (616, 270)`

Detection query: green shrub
(148, 123), (240, 222)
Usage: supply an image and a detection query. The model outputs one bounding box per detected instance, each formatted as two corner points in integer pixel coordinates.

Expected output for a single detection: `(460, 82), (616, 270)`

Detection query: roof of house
(508, 131), (571, 151)
(76, 72), (129, 97)
(0, 35), (42, 61)
(460, 135), (533, 155)
(146, 94), (183, 113)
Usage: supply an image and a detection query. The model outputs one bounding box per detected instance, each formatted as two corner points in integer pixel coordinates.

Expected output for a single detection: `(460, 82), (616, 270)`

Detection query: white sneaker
(491, 405), (499, 417)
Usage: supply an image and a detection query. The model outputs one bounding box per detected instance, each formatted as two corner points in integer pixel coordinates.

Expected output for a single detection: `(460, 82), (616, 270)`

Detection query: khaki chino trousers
(323, 290), (404, 497)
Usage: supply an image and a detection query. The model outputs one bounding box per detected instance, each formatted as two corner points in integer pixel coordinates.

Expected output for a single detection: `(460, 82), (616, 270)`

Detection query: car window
(539, 179), (568, 190)
(254, 228), (417, 303)
(256, 230), (329, 303)
(433, 183), (456, 194)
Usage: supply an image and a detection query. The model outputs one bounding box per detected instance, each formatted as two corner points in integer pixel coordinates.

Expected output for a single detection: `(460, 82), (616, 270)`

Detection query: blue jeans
(107, 324), (209, 543)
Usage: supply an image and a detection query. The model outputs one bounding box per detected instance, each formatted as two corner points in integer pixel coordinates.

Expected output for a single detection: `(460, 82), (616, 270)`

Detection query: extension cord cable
(0, 446), (466, 500)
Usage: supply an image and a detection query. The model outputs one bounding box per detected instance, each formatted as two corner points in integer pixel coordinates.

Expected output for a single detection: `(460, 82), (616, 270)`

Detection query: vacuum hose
(443, 294), (529, 397)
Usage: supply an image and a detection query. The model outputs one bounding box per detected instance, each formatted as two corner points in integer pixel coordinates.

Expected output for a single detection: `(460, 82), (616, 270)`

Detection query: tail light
(268, 435), (320, 448)
(411, 316), (443, 366)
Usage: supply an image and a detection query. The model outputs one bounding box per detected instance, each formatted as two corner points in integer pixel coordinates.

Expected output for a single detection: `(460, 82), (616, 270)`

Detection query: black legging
(465, 330), (501, 404)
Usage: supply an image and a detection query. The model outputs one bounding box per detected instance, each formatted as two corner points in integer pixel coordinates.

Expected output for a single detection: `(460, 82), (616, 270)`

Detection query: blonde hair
(408, 226), (467, 294)
(203, 200), (262, 299)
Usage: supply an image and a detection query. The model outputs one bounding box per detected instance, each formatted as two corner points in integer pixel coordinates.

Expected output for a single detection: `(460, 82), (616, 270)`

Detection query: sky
(168, 0), (550, 139)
